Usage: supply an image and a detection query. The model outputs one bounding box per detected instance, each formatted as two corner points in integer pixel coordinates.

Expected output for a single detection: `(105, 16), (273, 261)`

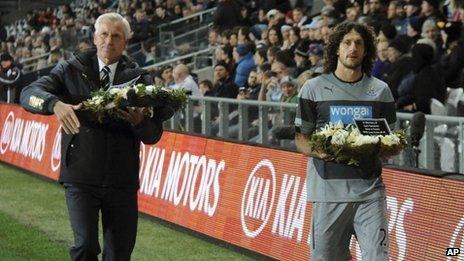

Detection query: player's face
(337, 29), (366, 70)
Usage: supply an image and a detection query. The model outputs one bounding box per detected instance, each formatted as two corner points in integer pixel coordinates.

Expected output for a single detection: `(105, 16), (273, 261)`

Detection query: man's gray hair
(95, 13), (132, 39)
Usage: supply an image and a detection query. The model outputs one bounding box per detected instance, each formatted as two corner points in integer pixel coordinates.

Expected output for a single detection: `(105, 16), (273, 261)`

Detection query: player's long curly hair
(323, 22), (377, 76)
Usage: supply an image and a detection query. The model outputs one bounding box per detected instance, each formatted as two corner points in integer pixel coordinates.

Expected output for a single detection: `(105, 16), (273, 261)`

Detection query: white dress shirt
(98, 58), (119, 86)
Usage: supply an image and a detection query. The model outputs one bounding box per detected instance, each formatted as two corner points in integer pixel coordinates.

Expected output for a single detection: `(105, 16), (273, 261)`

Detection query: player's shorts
(311, 198), (389, 261)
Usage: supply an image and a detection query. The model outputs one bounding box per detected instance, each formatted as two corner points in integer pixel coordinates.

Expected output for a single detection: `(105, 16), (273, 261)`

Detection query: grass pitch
(0, 163), (264, 260)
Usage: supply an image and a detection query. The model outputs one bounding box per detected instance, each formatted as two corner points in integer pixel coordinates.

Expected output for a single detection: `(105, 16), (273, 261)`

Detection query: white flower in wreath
(380, 134), (400, 146)
(145, 85), (155, 94)
(118, 87), (131, 99)
(331, 129), (349, 145)
(109, 88), (120, 95)
(90, 96), (104, 106)
(353, 134), (379, 146)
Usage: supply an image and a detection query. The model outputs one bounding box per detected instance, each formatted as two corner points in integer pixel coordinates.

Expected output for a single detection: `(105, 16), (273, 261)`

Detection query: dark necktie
(101, 66), (111, 90)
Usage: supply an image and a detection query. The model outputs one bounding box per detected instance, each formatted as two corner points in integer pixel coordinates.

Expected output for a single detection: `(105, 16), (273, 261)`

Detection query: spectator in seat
(309, 43), (324, 74)
(233, 43), (256, 87)
(397, 43), (446, 113)
(373, 40), (390, 79)
(294, 41), (312, 76)
(172, 63), (201, 96)
(253, 46), (268, 66)
(440, 21), (464, 89)
(383, 36), (412, 100)
(215, 44), (235, 76)
(212, 60), (239, 99)
(407, 16), (424, 44)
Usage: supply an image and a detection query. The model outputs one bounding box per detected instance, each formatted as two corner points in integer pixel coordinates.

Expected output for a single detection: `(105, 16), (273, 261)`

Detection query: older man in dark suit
(20, 13), (166, 260)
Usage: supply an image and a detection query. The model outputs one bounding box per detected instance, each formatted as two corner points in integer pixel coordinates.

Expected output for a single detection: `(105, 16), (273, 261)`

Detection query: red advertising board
(1, 103), (463, 260)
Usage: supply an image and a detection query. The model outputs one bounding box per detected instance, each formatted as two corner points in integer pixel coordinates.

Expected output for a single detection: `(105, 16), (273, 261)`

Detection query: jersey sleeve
(294, 80), (317, 135)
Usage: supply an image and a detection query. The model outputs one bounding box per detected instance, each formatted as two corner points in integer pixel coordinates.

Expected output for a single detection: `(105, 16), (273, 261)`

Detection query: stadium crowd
(1, 0), (464, 143)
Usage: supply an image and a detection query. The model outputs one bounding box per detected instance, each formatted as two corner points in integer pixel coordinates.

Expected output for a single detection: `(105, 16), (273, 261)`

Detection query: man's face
(214, 66), (228, 81)
(93, 20), (127, 64)
(208, 31), (217, 45)
(377, 41), (389, 61)
(230, 34), (238, 46)
(337, 30), (366, 70)
(293, 10), (303, 23)
(369, 0), (382, 12)
(248, 71), (257, 86)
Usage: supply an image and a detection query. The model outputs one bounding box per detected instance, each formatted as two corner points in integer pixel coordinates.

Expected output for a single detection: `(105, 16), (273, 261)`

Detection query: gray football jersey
(295, 73), (396, 202)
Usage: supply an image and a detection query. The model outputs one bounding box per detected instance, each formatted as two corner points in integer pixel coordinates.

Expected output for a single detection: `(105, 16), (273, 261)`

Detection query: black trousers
(64, 183), (138, 261)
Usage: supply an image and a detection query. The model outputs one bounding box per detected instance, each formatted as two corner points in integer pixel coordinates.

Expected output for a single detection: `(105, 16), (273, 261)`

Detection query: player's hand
(53, 101), (81, 134)
(116, 107), (147, 126)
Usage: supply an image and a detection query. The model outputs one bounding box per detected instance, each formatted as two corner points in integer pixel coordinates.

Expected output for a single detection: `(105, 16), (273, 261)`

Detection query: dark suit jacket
(20, 48), (164, 188)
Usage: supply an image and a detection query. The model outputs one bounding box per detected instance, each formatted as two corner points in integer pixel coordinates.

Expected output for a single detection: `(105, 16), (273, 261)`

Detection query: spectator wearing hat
(407, 16), (425, 43)
(270, 78), (299, 143)
(439, 21), (464, 89)
(233, 44), (256, 87)
(397, 43), (446, 113)
(266, 9), (286, 29)
(209, 61), (240, 136)
(212, 60), (239, 99)
(281, 25), (293, 50)
(378, 23), (398, 43)
(308, 43), (324, 74)
(400, 0), (422, 34)
(294, 40), (312, 76)
(383, 36), (413, 99)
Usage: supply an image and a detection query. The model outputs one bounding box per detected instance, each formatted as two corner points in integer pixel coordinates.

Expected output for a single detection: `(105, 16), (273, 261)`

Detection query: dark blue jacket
(234, 53), (255, 87)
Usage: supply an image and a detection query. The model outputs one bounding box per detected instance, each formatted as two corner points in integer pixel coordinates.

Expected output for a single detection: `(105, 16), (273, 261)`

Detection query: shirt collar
(97, 58), (118, 74)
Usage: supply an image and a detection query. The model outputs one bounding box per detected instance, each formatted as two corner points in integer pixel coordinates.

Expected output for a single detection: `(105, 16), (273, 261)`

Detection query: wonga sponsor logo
(330, 105), (372, 124)
(241, 159), (276, 238)
(1, 111), (14, 154)
(50, 127), (61, 172)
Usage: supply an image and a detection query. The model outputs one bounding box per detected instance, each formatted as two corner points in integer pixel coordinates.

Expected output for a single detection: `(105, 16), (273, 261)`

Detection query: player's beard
(339, 56), (363, 71)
